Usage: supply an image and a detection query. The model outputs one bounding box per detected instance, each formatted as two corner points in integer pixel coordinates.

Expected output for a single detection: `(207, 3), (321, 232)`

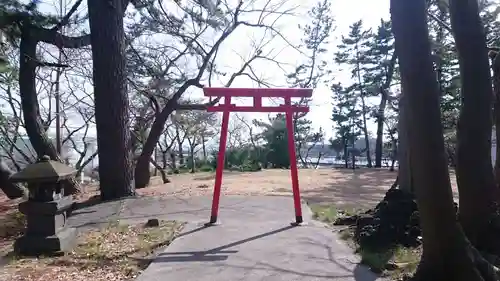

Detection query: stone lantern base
(14, 228), (77, 256)
(14, 196), (77, 256)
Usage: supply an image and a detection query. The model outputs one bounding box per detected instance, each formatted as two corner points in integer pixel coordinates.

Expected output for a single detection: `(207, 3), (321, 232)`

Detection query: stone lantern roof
(10, 155), (77, 183)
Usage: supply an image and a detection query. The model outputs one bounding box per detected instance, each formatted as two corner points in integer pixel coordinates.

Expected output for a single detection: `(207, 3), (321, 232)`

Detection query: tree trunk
(375, 54), (397, 168)
(360, 96), (372, 168)
(170, 151), (177, 171)
(202, 135), (207, 160)
(374, 92), (388, 168)
(19, 26), (79, 195)
(88, 0), (135, 200)
(391, 0), (494, 279)
(343, 141), (348, 168)
(449, 0), (500, 252)
(158, 168), (169, 184)
(134, 104), (176, 189)
(490, 53), (500, 183)
(398, 92), (414, 193)
(0, 159), (25, 199)
(177, 125), (185, 166)
(190, 146), (195, 173)
(161, 152), (167, 169)
(390, 137), (397, 172)
(148, 158), (169, 183)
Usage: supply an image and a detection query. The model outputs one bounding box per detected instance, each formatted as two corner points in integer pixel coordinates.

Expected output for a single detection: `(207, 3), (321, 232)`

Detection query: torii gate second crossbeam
(203, 87), (313, 226)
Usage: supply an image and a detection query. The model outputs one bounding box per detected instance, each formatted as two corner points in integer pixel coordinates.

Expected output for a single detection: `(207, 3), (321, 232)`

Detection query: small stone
(145, 218), (160, 227)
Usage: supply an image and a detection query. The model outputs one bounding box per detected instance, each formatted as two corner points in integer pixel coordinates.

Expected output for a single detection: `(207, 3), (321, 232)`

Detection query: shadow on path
(155, 225), (294, 263)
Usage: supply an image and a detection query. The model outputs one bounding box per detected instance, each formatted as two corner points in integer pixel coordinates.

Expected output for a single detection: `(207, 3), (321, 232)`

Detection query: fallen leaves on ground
(0, 220), (185, 281)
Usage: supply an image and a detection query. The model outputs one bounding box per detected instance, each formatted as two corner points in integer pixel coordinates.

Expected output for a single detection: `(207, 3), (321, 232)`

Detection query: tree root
(411, 240), (499, 281)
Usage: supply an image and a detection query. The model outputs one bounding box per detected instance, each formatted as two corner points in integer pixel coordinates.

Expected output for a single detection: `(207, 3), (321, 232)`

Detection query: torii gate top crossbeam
(203, 87), (313, 98)
(203, 87), (313, 113)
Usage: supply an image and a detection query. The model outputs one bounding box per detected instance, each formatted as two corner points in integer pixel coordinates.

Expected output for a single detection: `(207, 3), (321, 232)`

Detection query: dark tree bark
(133, 13), (241, 189)
(375, 53), (397, 168)
(490, 52), (500, 183)
(389, 135), (397, 171)
(360, 97), (372, 168)
(343, 140), (348, 168)
(170, 151), (177, 171)
(190, 146), (195, 173)
(449, 0), (500, 252)
(374, 93), (388, 168)
(0, 159), (25, 199)
(397, 91), (414, 193)
(391, 0), (497, 280)
(18, 25), (84, 195)
(88, 0), (135, 200)
(202, 134), (207, 160)
(134, 103), (177, 188)
(176, 124), (185, 165)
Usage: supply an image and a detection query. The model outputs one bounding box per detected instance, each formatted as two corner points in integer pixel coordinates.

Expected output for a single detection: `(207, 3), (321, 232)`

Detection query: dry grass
(0, 220), (184, 281)
(69, 168), (458, 210)
(139, 168), (458, 209)
(0, 168), (458, 281)
(311, 204), (421, 279)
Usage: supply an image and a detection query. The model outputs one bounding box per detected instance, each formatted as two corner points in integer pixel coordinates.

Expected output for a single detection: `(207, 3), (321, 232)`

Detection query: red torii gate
(203, 87), (313, 226)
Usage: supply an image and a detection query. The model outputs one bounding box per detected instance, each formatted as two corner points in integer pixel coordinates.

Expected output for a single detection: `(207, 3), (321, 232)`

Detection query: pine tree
(334, 20), (373, 167)
(331, 83), (362, 168)
(285, 0), (333, 168)
(363, 19), (397, 168)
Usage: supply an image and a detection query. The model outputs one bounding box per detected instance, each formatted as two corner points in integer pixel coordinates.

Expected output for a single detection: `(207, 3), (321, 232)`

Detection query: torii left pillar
(203, 87), (312, 227)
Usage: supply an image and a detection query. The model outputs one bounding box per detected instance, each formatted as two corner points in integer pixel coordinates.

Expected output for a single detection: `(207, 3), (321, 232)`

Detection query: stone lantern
(10, 155), (77, 255)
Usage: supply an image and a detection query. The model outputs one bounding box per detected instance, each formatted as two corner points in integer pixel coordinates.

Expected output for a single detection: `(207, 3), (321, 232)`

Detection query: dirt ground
(0, 168), (459, 217)
(140, 168), (459, 210)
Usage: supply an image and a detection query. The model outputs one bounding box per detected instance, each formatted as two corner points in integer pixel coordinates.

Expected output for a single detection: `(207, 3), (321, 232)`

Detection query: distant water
(303, 157), (398, 168)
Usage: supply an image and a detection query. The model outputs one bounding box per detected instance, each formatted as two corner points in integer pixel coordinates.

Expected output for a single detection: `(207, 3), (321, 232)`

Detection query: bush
(199, 164), (214, 172)
(208, 146), (267, 171)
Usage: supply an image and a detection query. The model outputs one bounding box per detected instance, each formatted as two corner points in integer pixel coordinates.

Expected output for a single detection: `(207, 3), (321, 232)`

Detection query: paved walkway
(68, 195), (382, 281)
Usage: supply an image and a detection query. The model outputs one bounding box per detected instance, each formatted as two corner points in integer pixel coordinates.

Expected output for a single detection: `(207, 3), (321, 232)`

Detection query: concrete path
(68, 195), (382, 281)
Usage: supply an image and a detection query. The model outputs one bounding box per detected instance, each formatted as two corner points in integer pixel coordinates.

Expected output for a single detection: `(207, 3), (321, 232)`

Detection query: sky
(183, 0), (391, 140)
(299, 0), (390, 138)
(309, 0), (389, 137)
(29, 0), (391, 146)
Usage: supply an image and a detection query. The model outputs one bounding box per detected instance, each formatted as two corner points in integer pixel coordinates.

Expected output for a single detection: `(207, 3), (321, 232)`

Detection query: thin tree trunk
(177, 125), (185, 166)
(391, 0), (494, 279)
(360, 96), (372, 168)
(374, 93), (388, 168)
(190, 146), (195, 173)
(202, 135), (207, 160)
(148, 158), (169, 183)
(161, 152), (167, 169)
(19, 26), (79, 195)
(170, 151), (177, 171)
(449, 0), (499, 252)
(375, 54), (397, 168)
(355, 47), (372, 168)
(134, 104), (176, 188)
(390, 136), (397, 172)
(343, 141), (348, 168)
(88, 0), (135, 200)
